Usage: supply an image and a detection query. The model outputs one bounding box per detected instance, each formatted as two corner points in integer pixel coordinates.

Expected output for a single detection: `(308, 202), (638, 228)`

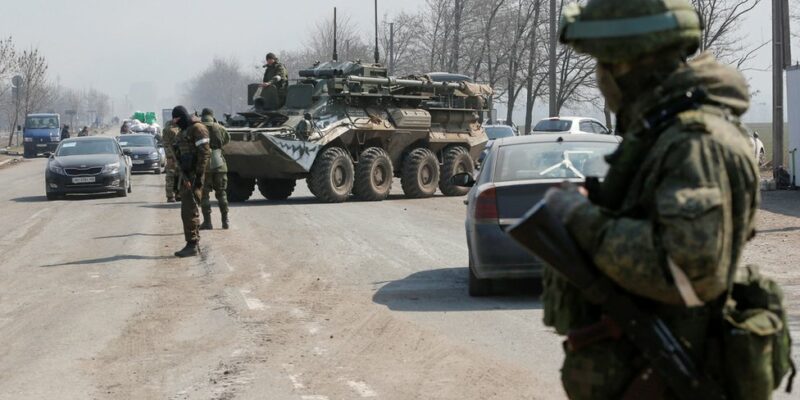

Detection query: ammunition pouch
(180, 153), (194, 174)
(209, 149), (224, 171)
(719, 265), (795, 399)
(541, 265), (602, 335)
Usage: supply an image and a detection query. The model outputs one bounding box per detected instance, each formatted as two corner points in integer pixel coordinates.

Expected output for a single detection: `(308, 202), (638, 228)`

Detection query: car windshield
(25, 116), (59, 129)
(494, 141), (617, 182)
(56, 140), (118, 156)
(533, 120), (572, 132)
(485, 126), (515, 140)
(117, 136), (154, 147)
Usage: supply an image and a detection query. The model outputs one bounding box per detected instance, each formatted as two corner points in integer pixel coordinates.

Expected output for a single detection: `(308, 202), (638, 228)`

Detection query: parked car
(478, 124), (517, 164)
(453, 134), (622, 296)
(45, 137), (132, 200)
(531, 116), (611, 135)
(116, 134), (165, 174)
(749, 130), (766, 167)
(22, 113), (62, 158)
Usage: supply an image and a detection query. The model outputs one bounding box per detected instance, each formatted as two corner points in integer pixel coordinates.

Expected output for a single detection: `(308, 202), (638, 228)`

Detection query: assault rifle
(506, 201), (726, 400)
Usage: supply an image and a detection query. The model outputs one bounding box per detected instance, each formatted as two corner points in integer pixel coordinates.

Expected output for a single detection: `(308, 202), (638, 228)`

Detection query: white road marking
(347, 381), (377, 398)
(288, 374), (305, 389)
(239, 289), (266, 310)
(88, 274), (100, 279)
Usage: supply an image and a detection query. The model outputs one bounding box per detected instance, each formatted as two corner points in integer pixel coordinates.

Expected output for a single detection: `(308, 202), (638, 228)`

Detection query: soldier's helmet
(559, 0), (703, 63)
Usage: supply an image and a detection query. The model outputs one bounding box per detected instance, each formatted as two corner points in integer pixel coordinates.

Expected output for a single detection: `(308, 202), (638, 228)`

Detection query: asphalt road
(0, 138), (797, 400)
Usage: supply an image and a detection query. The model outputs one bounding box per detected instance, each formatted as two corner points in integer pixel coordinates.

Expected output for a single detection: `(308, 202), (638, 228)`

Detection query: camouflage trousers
(180, 177), (204, 243)
(201, 171), (228, 216)
(165, 160), (178, 199)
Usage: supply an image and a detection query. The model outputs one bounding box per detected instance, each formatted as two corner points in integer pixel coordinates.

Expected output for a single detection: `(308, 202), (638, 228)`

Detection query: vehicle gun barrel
(346, 76), (466, 90)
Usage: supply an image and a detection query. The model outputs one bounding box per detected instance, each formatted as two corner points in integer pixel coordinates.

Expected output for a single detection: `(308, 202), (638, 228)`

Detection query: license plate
(132, 160), (144, 165)
(72, 177), (96, 184)
(36, 144), (47, 147)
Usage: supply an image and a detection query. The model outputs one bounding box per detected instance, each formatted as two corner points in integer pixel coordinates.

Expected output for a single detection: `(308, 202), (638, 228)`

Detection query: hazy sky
(1, 0), (788, 122)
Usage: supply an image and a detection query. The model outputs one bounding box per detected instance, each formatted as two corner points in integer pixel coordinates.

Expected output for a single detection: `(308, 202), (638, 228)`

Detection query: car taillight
(474, 186), (498, 221)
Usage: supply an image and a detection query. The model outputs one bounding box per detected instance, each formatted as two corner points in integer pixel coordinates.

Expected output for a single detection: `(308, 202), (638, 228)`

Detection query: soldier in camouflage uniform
(199, 108), (231, 230)
(262, 52), (288, 106)
(171, 106), (211, 258)
(162, 120), (181, 202)
(539, 0), (760, 398)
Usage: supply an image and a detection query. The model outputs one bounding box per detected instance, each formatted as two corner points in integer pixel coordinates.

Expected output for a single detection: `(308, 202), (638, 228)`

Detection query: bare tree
(0, 37), (16, 101)
(183, 57), (250, 116)
(380, 12), (424, 76)
(692, 0), (765, 67)
(6, 47), (49, 146)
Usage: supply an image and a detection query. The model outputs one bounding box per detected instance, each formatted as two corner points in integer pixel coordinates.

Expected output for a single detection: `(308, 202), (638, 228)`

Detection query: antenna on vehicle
(333, 8), (339, 62)
(373, 0), (380, 64)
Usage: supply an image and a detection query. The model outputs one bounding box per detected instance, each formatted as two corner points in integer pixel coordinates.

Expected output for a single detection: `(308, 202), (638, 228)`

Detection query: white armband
(195, 138), (210, 147)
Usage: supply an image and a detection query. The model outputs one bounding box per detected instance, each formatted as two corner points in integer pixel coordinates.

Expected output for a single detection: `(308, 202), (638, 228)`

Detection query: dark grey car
(454, 134), (621, 296)
(45, 137), (132, 200)
(116, 134), (165, 174)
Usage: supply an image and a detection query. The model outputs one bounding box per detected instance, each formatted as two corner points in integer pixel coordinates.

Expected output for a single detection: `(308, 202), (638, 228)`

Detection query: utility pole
(773, 0), (792, 178)
(389, 22), (395, 75)
(548, 0), (558, 117)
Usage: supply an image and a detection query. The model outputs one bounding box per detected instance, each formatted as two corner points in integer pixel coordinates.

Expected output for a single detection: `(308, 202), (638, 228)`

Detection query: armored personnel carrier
(223, 60), (492, 203)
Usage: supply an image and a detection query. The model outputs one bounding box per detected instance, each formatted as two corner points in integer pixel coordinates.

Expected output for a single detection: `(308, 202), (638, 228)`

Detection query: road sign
(11, 75), (23, 87)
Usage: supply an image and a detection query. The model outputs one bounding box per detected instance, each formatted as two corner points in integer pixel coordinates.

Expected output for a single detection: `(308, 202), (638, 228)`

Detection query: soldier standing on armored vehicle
(199, 108), (231, 230)
(518, 0), (792, 398)
(171, 106), (211, 258)
(162, 120), (181, 202)
(262, 52), (288, 105)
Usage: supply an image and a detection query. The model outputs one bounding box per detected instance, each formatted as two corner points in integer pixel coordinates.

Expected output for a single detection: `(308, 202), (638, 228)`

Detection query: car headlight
(48, 162), (65, 175)
(102, 162), (120, 174)
(148, 151), (159, 159)
(51, 137), (61, 142)
(24, 137), (33, 142)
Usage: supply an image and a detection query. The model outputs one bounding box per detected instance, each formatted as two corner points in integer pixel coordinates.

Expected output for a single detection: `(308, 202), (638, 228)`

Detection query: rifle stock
(506, 201), (725, 400)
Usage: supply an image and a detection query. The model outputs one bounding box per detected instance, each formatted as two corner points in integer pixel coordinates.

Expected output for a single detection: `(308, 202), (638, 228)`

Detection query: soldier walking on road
(199, 108), (231, 230)
(534, 0), (771, 398)
(172, 106), (211, 258)
(162, 120), (181, 202)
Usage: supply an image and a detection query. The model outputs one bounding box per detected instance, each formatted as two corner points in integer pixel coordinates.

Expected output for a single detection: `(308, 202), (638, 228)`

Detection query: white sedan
(531, 116), (612, 135)
(749, 130), (766, 167)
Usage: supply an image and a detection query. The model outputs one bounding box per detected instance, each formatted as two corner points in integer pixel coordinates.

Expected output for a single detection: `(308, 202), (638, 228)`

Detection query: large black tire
(257, 178), (296, 200)
(306, 147), (354, 203)
(227, 173), (255, 202)
(353, 147), (393, 201)
(439, 146), (474, 196)
(468, 256), (492, 297)
(401, 148), (440, 198)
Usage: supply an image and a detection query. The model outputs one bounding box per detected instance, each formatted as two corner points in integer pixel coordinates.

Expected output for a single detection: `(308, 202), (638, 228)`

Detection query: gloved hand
(544, 183), (589, 223)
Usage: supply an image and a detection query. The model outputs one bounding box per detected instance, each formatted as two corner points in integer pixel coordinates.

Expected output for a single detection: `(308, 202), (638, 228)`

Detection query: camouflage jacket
(201, 115), (230, 173)
(162, 122), (180, 160)
(263, 61), (288, 87)
(175, 120), (211, 178)
(564, 53), (760, 305)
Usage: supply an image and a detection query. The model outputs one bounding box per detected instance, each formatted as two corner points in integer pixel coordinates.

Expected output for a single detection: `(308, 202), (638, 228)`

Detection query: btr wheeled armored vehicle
(223, 60), (492, 203)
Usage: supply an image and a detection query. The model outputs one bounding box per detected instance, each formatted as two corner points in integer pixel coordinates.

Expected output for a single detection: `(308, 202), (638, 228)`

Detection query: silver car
(453, 134), (621, 296)
(531, 116), (611, 135)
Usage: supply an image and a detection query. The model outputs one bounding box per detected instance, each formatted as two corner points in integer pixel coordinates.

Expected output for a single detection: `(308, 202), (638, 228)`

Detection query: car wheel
(46, 192), (63, 201)
(353, 147), (393, 201)
(468, 257), (492, 297)
(439, 146), (474, 196)
(307, 147), (355, 203)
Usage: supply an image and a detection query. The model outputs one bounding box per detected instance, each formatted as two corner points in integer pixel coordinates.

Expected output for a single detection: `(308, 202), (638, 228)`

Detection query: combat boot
(221, 211), (230, 230)
(199, 212), (213, 230)
(174, 241), (199, 257)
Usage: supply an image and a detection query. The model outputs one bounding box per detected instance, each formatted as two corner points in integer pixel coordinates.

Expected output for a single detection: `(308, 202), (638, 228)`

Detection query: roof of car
(494, 133), (621, 147)
(62, 136), (114, 142)
(117, 134), (153, 138)
(483, 124), (515, 129)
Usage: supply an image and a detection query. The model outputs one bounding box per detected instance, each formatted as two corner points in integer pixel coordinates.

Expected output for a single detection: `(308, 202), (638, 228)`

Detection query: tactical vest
(176, 123), (206, 175)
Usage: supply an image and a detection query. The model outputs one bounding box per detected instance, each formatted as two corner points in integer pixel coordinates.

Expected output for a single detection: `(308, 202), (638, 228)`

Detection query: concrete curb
(0, 158), (20, 167)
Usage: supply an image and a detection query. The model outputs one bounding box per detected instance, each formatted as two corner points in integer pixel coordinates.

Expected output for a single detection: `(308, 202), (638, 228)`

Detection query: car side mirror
(43, 152), (52, 158)
(753, 132), (759, 139)
(123, 149), (132, 156)
(450, 172), (476, 188)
